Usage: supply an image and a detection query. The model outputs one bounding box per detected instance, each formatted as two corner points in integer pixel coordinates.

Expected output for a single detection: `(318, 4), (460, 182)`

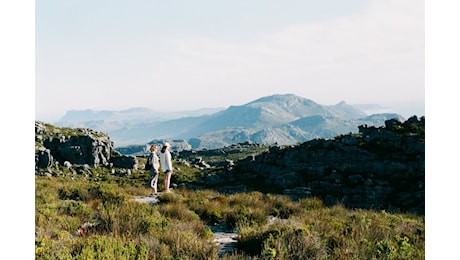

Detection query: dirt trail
(131, 195), (239, 257)
(131, 195), (160, 205)
(209, 223), (239, 257)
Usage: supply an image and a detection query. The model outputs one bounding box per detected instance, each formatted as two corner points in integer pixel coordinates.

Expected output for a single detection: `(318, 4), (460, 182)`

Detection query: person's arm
(153, 154), (160, 173)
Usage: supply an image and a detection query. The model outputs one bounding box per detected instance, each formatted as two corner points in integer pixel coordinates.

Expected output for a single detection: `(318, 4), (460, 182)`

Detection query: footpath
(131, 194), (239, 257)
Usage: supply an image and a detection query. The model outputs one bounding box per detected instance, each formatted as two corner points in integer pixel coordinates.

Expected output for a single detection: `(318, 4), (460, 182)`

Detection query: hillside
(55, 94), (407, 148)
(180, 116), (425, 215)
(35, 116), (424, 258)
(36, 115), (424, 214)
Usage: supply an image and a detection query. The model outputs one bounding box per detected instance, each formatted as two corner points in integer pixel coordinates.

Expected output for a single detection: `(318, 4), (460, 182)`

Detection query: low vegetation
(36, 172), (424, 259)
(35, 119), (424, 259)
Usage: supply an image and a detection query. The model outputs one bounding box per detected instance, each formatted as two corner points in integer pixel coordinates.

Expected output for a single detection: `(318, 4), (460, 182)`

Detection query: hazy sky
(35, 0), (424, 122)
(4, 2), (460, 256)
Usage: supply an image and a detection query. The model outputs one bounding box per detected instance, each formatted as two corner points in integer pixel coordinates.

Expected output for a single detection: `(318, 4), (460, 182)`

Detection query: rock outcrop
(35, 121), (138, 170)
(43, 134), (113, 166)
(187, 116), (425, 214)
(35, 116), (425, 215)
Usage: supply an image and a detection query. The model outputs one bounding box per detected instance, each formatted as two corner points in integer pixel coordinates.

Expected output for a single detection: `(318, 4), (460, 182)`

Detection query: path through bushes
(131, 195), (239, 257)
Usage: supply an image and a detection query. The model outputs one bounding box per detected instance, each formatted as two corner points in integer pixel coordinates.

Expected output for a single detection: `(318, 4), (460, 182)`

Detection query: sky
(2, 1), (460, 257)
(35, 0), (425, 122)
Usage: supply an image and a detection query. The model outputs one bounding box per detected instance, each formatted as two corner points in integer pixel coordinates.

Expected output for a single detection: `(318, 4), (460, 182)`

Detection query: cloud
(151, 0), (423, 105)
(35, 0), (424, 121)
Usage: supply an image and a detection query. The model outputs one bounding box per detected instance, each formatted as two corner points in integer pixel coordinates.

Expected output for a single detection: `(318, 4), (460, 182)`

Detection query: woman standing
(148, 144), (160, 196)
(159, 142), (173, 192)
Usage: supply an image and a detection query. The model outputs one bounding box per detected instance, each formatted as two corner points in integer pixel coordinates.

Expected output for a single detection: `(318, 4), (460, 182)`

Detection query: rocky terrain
(35, 115), (424, 215)
(182, 116), (425, 215)
(35, 121), (138, 172)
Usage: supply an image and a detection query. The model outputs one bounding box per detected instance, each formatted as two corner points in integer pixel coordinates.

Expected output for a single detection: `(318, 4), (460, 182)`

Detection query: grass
(36, 174), (424, 259)
(35, 120), (425, 259)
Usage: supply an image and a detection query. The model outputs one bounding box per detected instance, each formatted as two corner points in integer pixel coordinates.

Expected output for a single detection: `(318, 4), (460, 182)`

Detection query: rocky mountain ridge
(35, 115), (425, 215)
(56, 94), (407, 149)
(183, 116), (425, 214)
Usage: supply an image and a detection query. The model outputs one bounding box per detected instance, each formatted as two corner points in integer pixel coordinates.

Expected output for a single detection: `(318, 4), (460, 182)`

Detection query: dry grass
(36, 176), (424, 259)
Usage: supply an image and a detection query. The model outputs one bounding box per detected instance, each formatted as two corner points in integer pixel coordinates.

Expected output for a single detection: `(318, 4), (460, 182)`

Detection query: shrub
(266, 194), (302, 218)
(158, 202), (201, 222)
(36, 176), (424, 259)
(71, 235), (149, 259)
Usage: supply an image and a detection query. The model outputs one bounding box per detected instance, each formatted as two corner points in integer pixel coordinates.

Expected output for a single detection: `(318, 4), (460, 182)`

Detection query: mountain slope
(169, 94), (366, 139)
(192, 113), (402, 149)
(54, 94), (406, 148)
(206, 94), (365, 128)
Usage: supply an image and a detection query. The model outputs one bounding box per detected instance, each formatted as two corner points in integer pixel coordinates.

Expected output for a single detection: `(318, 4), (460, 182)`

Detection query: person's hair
(150, 144), (157, 151)
(161, 146), (167, 152)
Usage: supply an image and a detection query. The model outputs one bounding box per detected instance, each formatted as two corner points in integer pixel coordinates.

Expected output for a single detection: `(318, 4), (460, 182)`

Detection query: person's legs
(150, 170), (158, 195)
(164, 171), (171, 192)
(151, 175), (158, 194)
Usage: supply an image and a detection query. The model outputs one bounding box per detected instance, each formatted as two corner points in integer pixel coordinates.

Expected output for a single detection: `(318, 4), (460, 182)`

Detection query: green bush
(36, 176), (424, 259)
(72, 235), (149, 259)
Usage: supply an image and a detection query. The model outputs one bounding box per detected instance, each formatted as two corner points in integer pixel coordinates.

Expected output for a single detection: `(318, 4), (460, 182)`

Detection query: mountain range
(55, 94), (408, 148)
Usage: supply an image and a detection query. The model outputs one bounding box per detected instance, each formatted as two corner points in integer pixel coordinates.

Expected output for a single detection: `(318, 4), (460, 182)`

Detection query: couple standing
(147, 142), (173, 195)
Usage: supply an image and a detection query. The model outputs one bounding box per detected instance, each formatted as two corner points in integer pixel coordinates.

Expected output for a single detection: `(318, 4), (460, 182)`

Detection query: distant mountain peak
(54, 94), (405, 148)
(248, 93), (312, 105)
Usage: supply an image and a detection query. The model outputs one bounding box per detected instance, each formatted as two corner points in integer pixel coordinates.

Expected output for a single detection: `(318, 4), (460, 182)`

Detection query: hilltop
(55, 94), (406, 148)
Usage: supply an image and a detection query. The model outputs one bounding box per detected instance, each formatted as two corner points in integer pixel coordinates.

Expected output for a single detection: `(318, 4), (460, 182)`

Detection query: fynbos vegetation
(35, 117), (424, 259)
